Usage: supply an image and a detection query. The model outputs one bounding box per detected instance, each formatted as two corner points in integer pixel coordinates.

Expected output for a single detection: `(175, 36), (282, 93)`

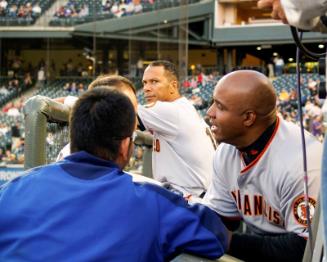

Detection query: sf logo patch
(292, 196), (316, 226)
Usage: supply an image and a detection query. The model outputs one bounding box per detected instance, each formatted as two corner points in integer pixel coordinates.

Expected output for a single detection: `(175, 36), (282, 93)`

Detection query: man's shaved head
(217, 70), (276, 117)
(207, 70), (277, 148)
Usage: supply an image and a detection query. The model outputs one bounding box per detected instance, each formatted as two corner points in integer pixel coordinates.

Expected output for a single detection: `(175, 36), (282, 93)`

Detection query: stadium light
(256, 46), (262, 51)
(318, 44), (325, 49)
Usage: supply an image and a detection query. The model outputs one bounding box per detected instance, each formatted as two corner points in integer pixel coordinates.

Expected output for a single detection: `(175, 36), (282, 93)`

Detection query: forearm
(229, 232), (306, 262)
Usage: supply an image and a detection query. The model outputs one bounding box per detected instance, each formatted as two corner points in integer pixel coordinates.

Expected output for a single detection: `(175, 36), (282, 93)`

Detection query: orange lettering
(231, 191), (237, 203)
(244, 195), (252, 216)
(273, 211), (281, 224)
(254, 195), (262, 215)
(153, 139), (160, 152)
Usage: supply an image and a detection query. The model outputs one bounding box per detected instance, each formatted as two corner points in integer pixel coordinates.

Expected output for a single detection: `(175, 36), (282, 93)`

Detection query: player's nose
(143, 83), (151, 92)
(207, 104), (215, 117)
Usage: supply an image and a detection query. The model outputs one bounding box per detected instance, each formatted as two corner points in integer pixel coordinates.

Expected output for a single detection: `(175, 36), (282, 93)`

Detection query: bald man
(203, 70), (322, 261)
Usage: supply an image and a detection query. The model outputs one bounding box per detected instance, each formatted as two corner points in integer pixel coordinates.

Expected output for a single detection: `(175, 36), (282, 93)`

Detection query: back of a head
(70, 88), (136, 161)
(88, 75), (136, 95)
(148, 60), (179, 82)
(88, 74), (137, 109)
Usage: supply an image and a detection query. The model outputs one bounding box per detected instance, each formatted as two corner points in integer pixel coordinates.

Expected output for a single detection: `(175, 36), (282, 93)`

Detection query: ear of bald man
(243, 110), (257, 127)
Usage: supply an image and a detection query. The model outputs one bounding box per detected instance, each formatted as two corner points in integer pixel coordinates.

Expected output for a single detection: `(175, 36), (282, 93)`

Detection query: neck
(168, 93), (181, 102)
(237, 116), (277, 150)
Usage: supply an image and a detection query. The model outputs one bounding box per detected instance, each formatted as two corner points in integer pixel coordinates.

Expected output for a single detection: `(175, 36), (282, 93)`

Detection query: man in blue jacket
(0, 87), (229, 261)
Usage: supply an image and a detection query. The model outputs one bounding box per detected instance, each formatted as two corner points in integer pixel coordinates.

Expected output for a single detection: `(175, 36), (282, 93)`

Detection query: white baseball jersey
(138, 97), (215, 197)
(56, 96), (78, 161)
(56, 143), (70, 162)
(203, 117), (322, 237)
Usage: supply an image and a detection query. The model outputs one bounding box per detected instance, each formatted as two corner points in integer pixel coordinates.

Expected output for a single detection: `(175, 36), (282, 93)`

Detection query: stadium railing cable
(291, 26), (326, 60)
(292, 27), (319, 259)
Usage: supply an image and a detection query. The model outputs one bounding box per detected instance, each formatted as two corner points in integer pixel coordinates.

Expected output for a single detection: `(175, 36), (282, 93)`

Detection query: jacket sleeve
(154, 186), (229, 260)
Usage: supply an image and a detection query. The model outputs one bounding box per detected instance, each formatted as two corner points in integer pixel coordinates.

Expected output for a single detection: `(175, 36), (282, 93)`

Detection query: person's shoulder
(275, 118), (322, 164)
(132, 179), (186, 206)
(215, 143), (237, 158)
(1, 164), (57, 191)
(280, 118), (321, 145)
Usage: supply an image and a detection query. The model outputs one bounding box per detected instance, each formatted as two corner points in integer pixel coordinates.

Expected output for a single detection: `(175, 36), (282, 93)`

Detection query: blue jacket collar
(65, 151), (121, 169)
(61, 151), (123, 180)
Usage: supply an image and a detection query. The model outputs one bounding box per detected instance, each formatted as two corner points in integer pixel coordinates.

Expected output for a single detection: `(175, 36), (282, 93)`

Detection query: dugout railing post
(24, 95), (70, 170)
(23, 95), (154, 180)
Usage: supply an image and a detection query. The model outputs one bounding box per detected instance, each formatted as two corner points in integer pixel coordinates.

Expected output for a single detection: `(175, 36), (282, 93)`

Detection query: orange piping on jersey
(240, 116), (280, 174)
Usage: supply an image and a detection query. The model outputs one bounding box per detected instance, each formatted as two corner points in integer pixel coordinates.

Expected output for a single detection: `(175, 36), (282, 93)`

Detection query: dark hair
(70, 88), (136, 161)
(88, 75), (136, 94)
(148, 60), (179, 81)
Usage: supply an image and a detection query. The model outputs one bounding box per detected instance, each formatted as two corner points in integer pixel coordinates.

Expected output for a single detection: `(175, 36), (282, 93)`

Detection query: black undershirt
(239, 120), (277, 166)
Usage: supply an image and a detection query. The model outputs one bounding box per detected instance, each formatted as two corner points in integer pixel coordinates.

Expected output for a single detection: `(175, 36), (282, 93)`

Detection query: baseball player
(138, 60), (216, 198)
(203, 70), (322, 261)
(56, 75), (138, 161)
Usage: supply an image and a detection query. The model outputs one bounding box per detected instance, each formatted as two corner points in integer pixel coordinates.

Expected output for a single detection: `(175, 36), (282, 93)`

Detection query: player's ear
(169, 80), (178, 94)
(243, 110), (256, 127)
(118, 137), (131, 164)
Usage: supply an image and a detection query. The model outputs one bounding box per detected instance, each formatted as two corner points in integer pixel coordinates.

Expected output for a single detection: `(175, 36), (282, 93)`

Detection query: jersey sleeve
(202, 149), (240, 219)
(154, 186), (228, 260)
(280, 143), (321, 237)
(63, 96), (78, 109)
(137, 102), (179, 138)
(56, 143), (71, 161)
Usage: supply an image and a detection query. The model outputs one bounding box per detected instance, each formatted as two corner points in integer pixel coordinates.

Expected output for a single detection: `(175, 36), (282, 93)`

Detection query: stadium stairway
(34, 0), (69, 26)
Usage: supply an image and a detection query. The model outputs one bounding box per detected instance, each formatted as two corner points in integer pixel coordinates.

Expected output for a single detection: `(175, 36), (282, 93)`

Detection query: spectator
(134, 1), (143, 13)
(79, 4), (89, 17)
(37, 66), (45, 87)
(8, 4), (17, 17)
(0, 85), (9, 96)
(267, 59), (275, 78)
(273, 55), (284, 76)
(24, 72), (33, 89)
(0, 0), (7, 9)
(136, 57), (144, 77)
(2, 149), (16, 163)
(311, 115), (324, 140)
(102, 0), (113, 13)
(32, 2), (42, 17)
